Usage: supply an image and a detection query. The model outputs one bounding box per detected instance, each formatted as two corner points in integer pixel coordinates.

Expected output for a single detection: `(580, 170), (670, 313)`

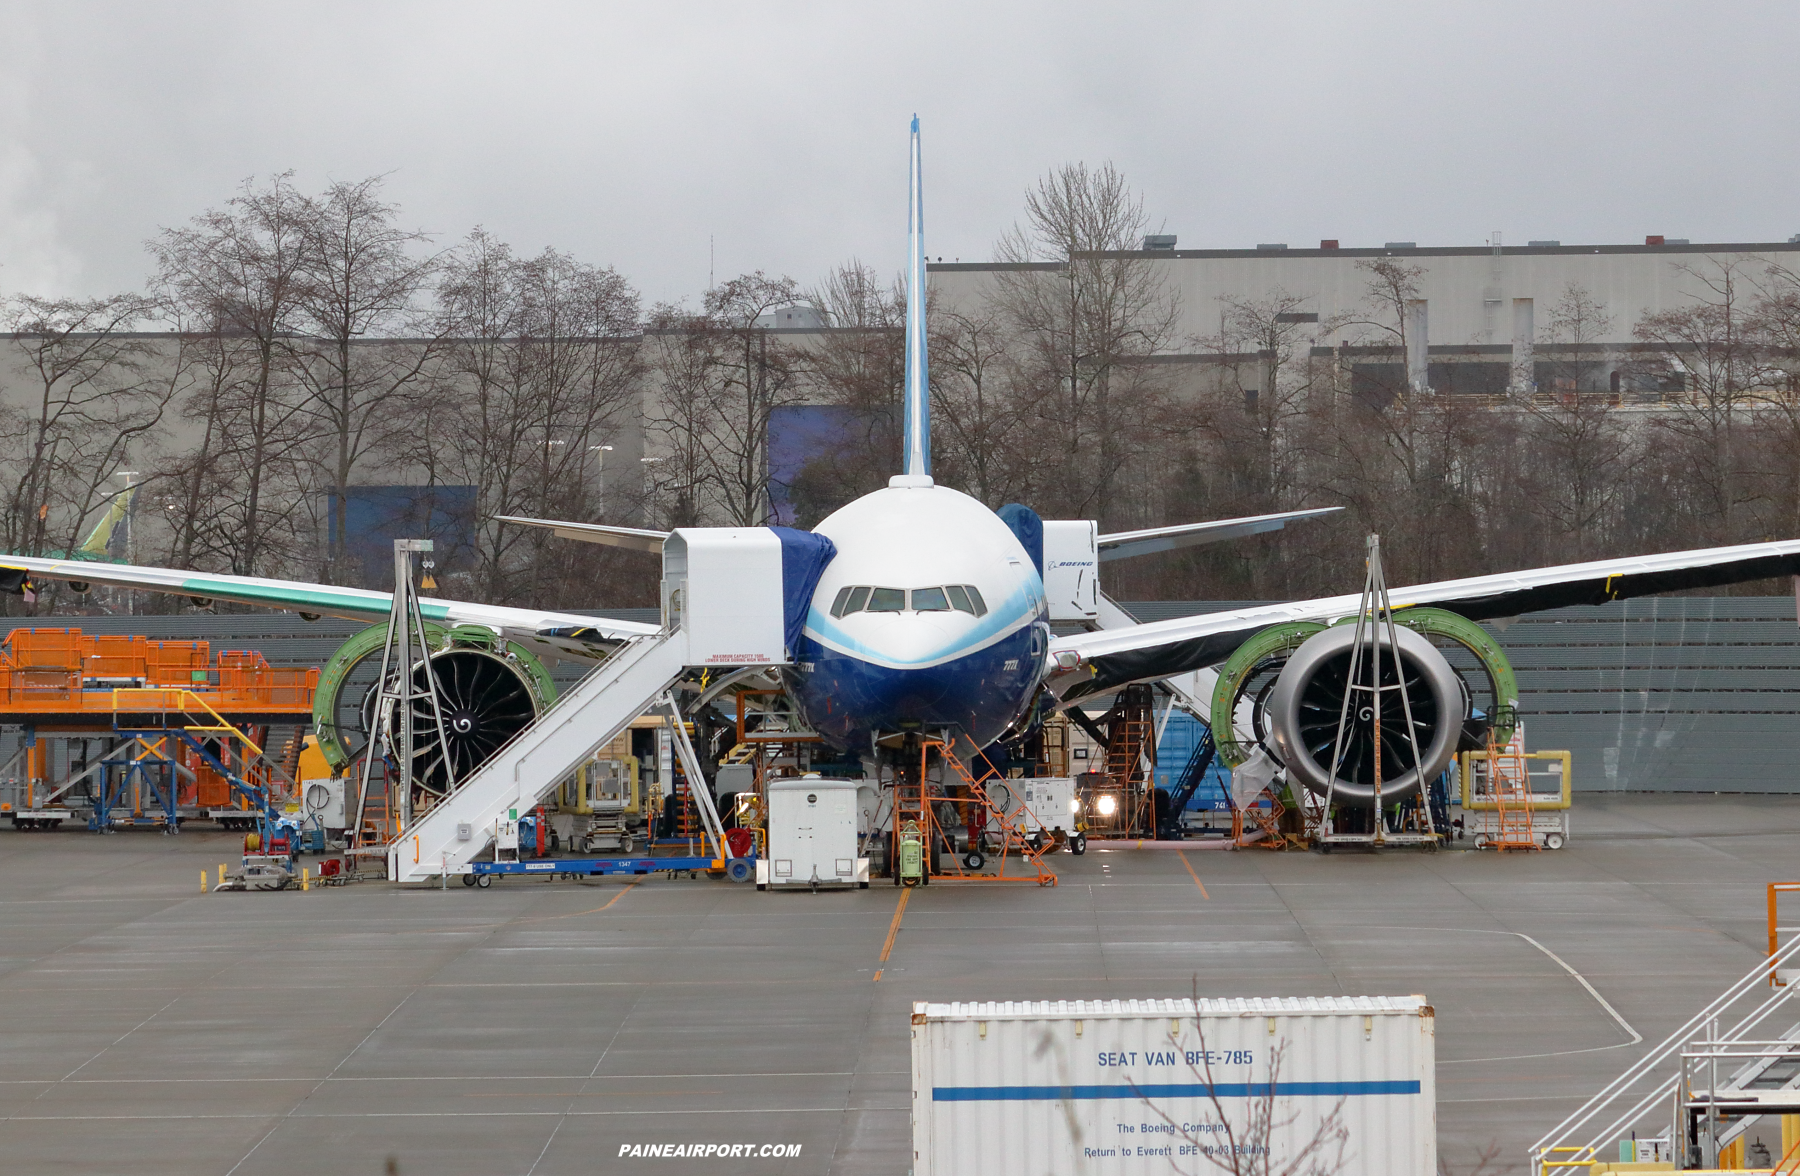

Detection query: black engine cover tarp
(1065, 552), (1800, 702)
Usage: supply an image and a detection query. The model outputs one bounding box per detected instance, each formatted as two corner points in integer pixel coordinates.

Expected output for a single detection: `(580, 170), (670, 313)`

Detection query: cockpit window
(832, 584), (985, 617)
(865, 587), (906, 612)
(831, 585), (871, 618)
(911, 586), (950, 611)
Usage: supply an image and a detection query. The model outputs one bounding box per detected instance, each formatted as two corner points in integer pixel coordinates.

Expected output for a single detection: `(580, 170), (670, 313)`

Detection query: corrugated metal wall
(1125, 597), (1800, 794)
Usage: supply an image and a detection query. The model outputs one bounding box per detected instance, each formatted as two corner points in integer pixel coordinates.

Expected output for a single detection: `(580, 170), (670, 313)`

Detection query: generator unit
(301, 776), (347, 832)
(757, 777), (869, 890)
(992, 776), (1081, 850)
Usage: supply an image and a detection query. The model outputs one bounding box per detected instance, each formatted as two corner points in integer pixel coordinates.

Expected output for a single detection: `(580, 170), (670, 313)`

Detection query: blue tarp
(997, 504), (1043, 577)
(770, 526), (837, 657)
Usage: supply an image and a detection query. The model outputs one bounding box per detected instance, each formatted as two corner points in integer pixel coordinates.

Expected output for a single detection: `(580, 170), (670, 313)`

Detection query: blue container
(1154, 710), (1233, 811)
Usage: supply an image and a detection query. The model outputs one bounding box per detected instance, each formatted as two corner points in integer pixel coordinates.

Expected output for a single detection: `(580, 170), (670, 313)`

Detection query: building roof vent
(753, 304), (825, 330)
(1528, 239), (1561, 247)
(1384, 241), (1416, 250)
(1255, 243), (1288, 251)
(1665, 238), (1689, 246)
(1645, 235), (1665, 246)
(1142, 235), (1176, 251)
(1319, 239), (1340, 249)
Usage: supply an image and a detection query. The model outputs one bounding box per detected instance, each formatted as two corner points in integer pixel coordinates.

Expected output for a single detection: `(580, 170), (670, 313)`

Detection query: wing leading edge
(1047, 537), (1800, 702)
(0, 553), (660, 661)
(1096, 507), (1343, 561)
(494, 515), (669, 553)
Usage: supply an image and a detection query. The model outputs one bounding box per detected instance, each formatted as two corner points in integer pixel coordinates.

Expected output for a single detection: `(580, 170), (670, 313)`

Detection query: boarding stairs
(1161, 725), (1217, 838)
(386, 629), (693, 882)
(1532, 925), (1800, 1173)
(383, 524), (801, 883)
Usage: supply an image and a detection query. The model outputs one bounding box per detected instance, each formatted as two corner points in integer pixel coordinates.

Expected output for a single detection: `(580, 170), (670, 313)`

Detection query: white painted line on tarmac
(1338, 924), (1644, 1064)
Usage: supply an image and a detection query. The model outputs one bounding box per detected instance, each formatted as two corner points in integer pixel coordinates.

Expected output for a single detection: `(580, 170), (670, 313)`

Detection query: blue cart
(464, 854), (756, 886)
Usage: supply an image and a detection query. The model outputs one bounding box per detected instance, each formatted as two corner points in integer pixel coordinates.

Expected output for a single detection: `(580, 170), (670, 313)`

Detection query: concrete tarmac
(2, 794), (1797, 1175)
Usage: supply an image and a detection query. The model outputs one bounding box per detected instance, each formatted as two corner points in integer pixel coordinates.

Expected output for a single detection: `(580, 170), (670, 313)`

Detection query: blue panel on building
(325, 485), (478, 591)
(767, 405), (892, 527)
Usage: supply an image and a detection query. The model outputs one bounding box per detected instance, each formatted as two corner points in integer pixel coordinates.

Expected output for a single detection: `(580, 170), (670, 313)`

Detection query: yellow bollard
(302, 867), (309, 892)
(202, 869), (208, 894)
(218, 864), (226, 888)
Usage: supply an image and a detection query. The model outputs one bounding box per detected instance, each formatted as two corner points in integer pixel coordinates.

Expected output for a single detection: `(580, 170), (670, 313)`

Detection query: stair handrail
(937, 734), (1058, 885)
(399, 634), (659, 820)
(1165, 725), (1217, 831)
(1532, 931), (1800, 1173)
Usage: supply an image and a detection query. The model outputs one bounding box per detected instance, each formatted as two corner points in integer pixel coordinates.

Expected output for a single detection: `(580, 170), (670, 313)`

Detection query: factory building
(926, 236), (1800, 401)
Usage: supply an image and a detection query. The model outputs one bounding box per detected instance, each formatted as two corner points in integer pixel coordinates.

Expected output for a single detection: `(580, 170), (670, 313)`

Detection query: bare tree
(1748, 265), (1800, 537)
(1133, 1025), (1349, 1176)
(1630, 257), (1765, 548)
(1171, 292), (1347, 598)
(788, 260), (905, 521)
(424, 230), (642, 604)
(0, 292), (174, 611)
(992, 162), (1181, 524)
(929, 302), (1036, 508)
(288, 175), (438, 581)
(150, 173), (318, 577)
(1512, 285), (1637, 562)
(643, 273), (806, 528)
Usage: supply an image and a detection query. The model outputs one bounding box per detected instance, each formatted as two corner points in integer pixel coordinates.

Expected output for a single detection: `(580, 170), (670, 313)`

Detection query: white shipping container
(911, 996), (1434, 1176)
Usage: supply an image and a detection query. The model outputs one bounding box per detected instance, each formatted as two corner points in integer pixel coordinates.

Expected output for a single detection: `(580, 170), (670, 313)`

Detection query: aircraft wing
(496, 515), (668, 553)
(1047, 537), (1800, 702)
(1097, 507), (1342, 561)
(0, 553), (660, 661)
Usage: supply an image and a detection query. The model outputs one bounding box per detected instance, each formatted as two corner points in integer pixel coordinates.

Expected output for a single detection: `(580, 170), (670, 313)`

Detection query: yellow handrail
(110, 688), (266, 757)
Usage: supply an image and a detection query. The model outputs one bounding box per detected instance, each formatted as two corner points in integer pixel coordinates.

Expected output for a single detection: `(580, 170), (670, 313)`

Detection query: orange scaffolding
(0, 628), (316, 826)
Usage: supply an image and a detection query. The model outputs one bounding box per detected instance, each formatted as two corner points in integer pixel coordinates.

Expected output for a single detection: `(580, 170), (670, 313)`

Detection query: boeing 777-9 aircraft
(7, 118), (1800, 818)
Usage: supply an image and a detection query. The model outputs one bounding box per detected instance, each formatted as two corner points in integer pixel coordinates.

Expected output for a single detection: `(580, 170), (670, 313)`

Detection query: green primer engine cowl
(312, 622), (558, 777)
(1209, 607), (1518, 768)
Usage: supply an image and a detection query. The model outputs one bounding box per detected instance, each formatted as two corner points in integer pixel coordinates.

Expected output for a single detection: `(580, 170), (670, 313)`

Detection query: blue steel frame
(468, 853), (757, 879)
(106, 725), (282, 839)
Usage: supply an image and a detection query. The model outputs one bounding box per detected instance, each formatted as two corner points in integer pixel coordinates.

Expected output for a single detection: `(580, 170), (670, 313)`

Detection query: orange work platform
(0, 628), (317, 729)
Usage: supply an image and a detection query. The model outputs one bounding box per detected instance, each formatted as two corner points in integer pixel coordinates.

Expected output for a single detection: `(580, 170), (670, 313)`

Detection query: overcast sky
(3, 2), (1798, 312)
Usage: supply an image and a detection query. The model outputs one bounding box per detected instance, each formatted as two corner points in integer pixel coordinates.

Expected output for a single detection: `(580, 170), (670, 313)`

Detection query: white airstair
(387, 527), (793, 884)
(1533, 928), (1800, 1173)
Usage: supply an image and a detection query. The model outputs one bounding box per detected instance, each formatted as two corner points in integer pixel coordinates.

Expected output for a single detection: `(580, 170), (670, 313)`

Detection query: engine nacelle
(314, 623), (558, 796)
(1265, 623), (1464, 807)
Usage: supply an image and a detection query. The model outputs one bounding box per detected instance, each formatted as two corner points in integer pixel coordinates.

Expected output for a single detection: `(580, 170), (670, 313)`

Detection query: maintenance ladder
(1489, 729), (1537, 852)
(887, 736), (1056, 887)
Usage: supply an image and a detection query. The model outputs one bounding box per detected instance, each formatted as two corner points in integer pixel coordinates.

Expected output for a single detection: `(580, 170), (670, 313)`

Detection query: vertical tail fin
(901, 115), (931, 481)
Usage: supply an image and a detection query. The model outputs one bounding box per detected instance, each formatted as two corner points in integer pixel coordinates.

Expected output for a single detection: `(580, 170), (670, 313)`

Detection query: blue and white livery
(10, 117), (1793, 767)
